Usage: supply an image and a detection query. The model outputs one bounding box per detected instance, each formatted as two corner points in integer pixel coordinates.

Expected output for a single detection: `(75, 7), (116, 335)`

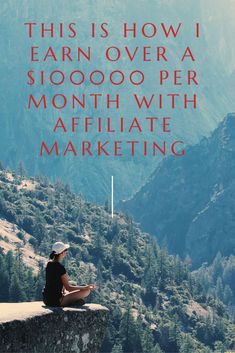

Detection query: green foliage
(0, 169), (234, 353)
(179, 334), (197, 353)
(0, 251), (37, 302)
(195, 252), (235, 308)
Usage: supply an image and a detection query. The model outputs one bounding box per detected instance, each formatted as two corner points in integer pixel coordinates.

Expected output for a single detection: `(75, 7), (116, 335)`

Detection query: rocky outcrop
(0, 302), (109, 353)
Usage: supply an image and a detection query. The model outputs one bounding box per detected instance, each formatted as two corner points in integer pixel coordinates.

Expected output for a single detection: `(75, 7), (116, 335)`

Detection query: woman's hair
(49, 250), (67, 259)
(49, 251), (56, 260)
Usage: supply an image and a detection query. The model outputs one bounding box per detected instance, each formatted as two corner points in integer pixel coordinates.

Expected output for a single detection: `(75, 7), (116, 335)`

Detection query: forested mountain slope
(0, 166), (234, 352)
(120, 113), (235, 268)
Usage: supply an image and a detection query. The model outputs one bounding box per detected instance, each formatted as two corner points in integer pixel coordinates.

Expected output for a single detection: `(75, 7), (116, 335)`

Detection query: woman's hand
(72, 284), (97, 291)
(62, 286), (69, 295)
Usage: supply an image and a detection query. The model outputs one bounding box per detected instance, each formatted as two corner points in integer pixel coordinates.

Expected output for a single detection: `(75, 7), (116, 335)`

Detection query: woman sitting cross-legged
(42, 241), (96, 307)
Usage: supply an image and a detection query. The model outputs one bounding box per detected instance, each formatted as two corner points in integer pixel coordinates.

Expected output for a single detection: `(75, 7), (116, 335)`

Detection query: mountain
(119, 113), (235, 268)
(0, 166), (235, 352)
(1, 0), (235, 203)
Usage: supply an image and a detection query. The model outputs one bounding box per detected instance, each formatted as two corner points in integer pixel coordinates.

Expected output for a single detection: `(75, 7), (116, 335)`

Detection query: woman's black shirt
(43, 261), (66, 306)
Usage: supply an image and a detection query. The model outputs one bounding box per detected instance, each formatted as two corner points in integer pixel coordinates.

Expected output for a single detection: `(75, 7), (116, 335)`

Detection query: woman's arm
(61, 274), (82, 292)
(61, 274), (96, 292)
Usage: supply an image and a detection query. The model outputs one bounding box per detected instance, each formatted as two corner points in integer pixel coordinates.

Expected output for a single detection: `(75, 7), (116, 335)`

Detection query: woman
(42, 241), (96, 307)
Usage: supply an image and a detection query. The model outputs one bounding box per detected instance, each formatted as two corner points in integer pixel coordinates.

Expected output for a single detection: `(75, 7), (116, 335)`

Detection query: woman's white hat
(52, 241), (70, 254)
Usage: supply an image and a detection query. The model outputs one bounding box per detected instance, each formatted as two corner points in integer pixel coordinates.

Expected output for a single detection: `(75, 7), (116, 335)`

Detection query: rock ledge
(0, 301), (109, 353)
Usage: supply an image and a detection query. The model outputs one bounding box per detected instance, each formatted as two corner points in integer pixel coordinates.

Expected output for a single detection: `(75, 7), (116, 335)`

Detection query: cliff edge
(0, 301), (109, 353)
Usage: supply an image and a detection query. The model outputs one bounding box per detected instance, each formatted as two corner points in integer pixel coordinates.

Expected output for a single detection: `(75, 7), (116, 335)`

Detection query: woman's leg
(60, 288), (91, 307)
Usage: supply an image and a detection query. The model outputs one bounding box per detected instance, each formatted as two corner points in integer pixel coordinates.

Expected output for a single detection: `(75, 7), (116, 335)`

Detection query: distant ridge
(120, 113), (235, 267)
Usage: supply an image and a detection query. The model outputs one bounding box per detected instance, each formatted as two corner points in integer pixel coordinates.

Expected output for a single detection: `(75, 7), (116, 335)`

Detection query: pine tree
(94, 231), (105, 261)
(215, 277), (224, 300)
(48, 226), (58, 244)
(96, 260), (104, 287)
(119, 298), (142, 353)
(33, 208), (47, 245)
(111, 343), (124, 353)
(223, 260), (235, 293)
(223, 285), (233, 305)
(212, 252), (223, 282)
(141, 327), (155, 353)
(184, 254), (192, 268)
(153, 343), (163, 353)
(100, 327), (113, 353)
(34, 262), (45, 300)
(179, 334), (196, 353)
(127, 220), (137, 255)
(25, 269), (36, 300)
(104, 199), (110, 213)
(5, 251), (15, 277)
(168, 321), (181, 352)
(112, 305), (122, 330)
(0, 256), (10, 300)
(17, 161), (26, 177)
(158, 249), (169, 290)
(111, 235), (120, 264)
(9, 273), (26, 302)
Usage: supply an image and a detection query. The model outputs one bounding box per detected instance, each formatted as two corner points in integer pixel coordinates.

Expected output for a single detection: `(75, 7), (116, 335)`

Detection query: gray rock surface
(0, 302), (109, 353)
